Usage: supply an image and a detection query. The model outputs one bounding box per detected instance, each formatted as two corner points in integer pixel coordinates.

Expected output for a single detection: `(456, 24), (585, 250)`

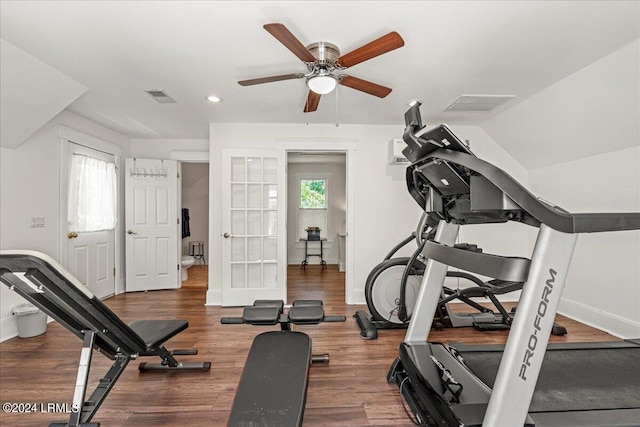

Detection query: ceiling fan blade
(238, 73), (304, 86)
(264, 23), (316, 63)
(304, 91), (321, 113)
(337, 32), (405, 68)
(339, 75), (392, 98)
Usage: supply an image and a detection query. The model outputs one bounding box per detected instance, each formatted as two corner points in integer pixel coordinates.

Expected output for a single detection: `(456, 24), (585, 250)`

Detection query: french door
(221, 149), (286, 306)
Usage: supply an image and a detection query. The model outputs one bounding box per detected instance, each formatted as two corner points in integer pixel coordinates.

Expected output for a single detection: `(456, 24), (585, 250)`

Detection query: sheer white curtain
(68, 154), (117, 232)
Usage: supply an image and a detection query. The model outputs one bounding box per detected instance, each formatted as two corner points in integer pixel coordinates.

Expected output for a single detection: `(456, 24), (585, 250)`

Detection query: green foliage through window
(300, 179), (326, 208)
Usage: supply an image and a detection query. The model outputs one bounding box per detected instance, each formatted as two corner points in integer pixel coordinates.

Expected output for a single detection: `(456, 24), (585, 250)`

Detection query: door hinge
(177, 217), (180, 224)
(113, 268), (116, 277)
(177, 264), (180, 271)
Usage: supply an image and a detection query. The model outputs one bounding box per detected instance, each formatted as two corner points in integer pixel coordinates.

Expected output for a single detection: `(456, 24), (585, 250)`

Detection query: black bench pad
(228, 331), (311, 427)
(243, 306), (281, 325)
(289, 305), (324, 324)
(129, 319), (189, 350)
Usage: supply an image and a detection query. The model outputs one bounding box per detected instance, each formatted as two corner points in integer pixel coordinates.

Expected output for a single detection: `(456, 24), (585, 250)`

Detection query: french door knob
(223, 232), (230, 238)
(127, 230), (138, 235)
(67, 232), (78, 239)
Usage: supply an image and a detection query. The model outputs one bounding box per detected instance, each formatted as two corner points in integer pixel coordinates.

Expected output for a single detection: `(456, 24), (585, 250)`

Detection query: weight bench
(221, 300), (346, 427)
(0, 250), (211, 427)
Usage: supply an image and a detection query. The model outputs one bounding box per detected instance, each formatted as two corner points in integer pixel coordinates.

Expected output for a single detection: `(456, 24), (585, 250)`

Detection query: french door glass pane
(264, 211), (277, 236)
(231, 264), (245, 289)
(263, 158), (277, 183)
(231, 211), (245, 235)
(231, 157), (245, 182)
(264, 237), (277, 261)
(247, 237), (261, 261)
(247, 210), (262, 235)
(247, 264), (261, 287)
(247, 158), (262, 182)
(263, 263), (277, 288)
(247, 184), (262, 208)
(231, 238), (245, 261)
(263, 184), (277, 208)
(231, 184), (245, 208)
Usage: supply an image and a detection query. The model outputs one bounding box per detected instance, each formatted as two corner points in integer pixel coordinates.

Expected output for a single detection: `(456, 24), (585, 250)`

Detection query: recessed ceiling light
(206, 95), (222, 103)
(407, 99), (422, 106)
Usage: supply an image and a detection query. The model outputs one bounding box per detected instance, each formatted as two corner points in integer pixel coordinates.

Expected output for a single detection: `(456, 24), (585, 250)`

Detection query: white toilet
(181, 255), (195, 281)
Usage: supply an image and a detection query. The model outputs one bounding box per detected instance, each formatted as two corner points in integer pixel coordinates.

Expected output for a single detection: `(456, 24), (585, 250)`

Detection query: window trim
(295, 173), (331, 240)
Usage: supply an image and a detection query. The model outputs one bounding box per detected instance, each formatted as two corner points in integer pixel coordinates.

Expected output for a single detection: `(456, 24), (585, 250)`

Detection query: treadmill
(387, 103), (640, 427)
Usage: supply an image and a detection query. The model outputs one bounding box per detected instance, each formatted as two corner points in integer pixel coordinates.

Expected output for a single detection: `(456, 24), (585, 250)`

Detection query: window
(300, 179), (326, 208)
(299, 178), (327, 239)
(68, 154), (117, 232)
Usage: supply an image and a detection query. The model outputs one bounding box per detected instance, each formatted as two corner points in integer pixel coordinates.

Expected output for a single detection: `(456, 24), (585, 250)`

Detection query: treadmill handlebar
(431, 149), (640, 233)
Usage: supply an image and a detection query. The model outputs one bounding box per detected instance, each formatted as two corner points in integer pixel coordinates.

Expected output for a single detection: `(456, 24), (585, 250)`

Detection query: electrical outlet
(30, 217), (45, 228)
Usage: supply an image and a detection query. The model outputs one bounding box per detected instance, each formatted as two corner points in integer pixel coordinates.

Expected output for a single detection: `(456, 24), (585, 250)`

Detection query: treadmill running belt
(459, 347), (640, 413)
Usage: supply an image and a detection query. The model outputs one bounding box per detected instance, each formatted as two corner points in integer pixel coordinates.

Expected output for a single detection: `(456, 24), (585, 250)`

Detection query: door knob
(67, 232), (78, 239)
(127, 230), (138, 235)
(223, 232), (230, 238)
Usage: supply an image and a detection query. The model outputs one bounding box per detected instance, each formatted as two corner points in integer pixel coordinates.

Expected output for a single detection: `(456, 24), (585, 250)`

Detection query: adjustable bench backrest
(0, 250), (147, 359)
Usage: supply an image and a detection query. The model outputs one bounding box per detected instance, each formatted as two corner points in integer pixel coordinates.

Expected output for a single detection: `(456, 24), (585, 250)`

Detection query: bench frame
(0, 250), (210, 427)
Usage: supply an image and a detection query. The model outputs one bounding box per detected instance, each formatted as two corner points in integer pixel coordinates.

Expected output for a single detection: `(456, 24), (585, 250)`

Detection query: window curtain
(68, 154), (117, 232)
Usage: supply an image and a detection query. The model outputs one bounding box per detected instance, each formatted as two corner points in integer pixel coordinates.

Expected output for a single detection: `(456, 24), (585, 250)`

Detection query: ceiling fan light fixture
(307, 73), (337, 95)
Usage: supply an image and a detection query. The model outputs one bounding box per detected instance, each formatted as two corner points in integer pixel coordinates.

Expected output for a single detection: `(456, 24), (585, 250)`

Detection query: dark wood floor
(0, 264), (619, 426)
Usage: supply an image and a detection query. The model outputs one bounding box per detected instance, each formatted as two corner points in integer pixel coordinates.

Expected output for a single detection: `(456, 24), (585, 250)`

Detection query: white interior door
(221, 149), (286, 306)
(125, 158), (179, 292)
(66, 143), (116, 299)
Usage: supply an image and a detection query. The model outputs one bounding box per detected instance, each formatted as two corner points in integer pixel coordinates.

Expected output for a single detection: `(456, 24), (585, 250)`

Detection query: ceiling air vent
(443, 94), (515, 112)
(145, 89), (176, 104)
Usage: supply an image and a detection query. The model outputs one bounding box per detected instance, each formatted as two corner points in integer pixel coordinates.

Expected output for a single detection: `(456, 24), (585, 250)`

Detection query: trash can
(13, 303), (47, 338)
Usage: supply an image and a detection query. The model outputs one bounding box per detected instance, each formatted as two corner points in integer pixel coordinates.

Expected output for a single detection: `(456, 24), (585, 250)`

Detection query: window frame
(299, 177), (328, 210)
(296, 174), (330, 240)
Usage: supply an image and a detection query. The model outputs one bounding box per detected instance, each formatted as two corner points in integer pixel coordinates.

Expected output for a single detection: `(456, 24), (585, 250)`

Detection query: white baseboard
(0, 315), (18, 342)
(206, 288), (221, 306)
(558, 298), (640, 339)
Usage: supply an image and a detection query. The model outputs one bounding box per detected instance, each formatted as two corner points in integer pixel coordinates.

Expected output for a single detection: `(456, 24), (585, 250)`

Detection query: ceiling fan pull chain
(335, 85), (340, 127)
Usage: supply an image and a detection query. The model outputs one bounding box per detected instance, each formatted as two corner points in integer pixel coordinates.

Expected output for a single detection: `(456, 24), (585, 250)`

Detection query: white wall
(181, 163), (209, 260)
(529, 148), (640, 338)
(208, 122), (528, 306)
(287, 161), (346, 265)
(0, 110), (130, 341)
(130, 139), (209, 159)
(484, 39), (640, 338)
(482, 39), (639, 170)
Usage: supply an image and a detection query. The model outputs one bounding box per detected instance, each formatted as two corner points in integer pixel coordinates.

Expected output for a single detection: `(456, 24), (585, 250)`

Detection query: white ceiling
(0, 1), (638, 143)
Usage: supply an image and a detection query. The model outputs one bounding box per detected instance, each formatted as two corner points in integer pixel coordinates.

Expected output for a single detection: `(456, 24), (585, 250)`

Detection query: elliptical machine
(354, 212), (567, 339)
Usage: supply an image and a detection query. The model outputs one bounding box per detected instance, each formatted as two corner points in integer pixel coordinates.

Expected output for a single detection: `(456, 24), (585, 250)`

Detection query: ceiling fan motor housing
(306, 42), (341, 67)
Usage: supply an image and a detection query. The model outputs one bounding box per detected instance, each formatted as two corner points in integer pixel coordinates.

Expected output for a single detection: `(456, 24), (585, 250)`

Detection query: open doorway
(180, 162), (209, 288)
(286, 152), (347, 300)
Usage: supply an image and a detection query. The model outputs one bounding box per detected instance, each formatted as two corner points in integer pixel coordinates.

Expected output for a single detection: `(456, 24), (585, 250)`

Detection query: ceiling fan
(238, 23), (405, 112)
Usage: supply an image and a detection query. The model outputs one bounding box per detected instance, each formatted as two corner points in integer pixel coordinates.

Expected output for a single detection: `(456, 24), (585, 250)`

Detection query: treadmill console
(402, 104), (522, 225)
